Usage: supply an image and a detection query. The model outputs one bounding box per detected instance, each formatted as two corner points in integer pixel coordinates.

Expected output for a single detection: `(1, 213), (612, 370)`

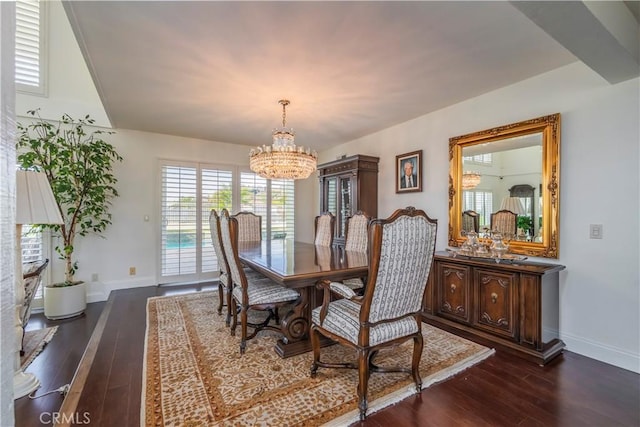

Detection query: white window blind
(201, 167), (233, 273)
(161, 165), (198, 279)
(270, 179), (295, 240)
(15, 0), (46, 94)
(463, 190), (493, 229)
(463, 153), (492, 165)
(21, 225), (48, 300)
(240, 172), (268, 238)
(160, 164), (295, 283)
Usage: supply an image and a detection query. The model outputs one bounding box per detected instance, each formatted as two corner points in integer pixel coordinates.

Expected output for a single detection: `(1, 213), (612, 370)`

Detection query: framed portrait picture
(396, 150), (422, 193)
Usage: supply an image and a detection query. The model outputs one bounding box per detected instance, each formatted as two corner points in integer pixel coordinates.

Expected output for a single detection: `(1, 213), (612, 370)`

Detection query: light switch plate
(589, 224), (603, 239)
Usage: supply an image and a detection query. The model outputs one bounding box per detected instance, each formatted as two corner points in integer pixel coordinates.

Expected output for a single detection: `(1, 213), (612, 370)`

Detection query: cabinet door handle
(450, 284), (456, 293)
(491, 292), (498, 303)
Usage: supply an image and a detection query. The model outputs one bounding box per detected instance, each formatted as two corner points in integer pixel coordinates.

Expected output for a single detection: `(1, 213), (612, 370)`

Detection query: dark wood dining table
(238, 239), (368, 358)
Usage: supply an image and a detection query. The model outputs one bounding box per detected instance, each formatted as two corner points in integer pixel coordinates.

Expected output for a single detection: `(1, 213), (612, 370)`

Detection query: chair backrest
(314, 212), (335, 246)
(362, 207), (437, 324)
(233, 211), (262, 242)
(462, 210), (479, 233)
(209, 209), (229, 286)
(344, 211), (370, 252)
(490, 209), (517, 236)
(219, 209), (248, 293)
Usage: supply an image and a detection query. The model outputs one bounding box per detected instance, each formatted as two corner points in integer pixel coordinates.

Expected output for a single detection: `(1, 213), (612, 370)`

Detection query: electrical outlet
(129, 266), (136, 275)
(91, 273), (98, 282)
(589, 224), (603, 239)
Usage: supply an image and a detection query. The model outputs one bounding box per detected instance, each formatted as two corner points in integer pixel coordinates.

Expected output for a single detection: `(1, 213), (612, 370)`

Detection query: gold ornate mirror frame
(448, 113), (560, 258)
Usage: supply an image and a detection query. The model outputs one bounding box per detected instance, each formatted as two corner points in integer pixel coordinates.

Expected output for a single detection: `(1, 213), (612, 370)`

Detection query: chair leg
(225, 285), (233, 327)
(412, 333), (424, 393)
(357, 348), (371, 421)
(240, 307), (248, 354)
(309, 325), (320, 377)
(230, 298), (238, 336)
(217, 283), (224, 315)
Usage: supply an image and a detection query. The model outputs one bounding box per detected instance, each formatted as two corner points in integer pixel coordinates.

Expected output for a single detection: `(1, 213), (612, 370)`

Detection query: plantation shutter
(239, 172), (268, 239)
(16, 0), (46, 93)
(201, 167), (234, 273)
(463, 190), (493, 229)
(161, 165), (198, 279)
(270, 179), (295, 240)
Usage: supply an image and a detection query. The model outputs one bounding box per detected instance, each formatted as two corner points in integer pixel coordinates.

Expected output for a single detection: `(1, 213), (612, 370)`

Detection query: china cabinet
(317, 155), (379, 246)
(423, 251), (566, 365)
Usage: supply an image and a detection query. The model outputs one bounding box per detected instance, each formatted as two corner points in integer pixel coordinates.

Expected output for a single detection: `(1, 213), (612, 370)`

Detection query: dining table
(238, 239), (368, 358)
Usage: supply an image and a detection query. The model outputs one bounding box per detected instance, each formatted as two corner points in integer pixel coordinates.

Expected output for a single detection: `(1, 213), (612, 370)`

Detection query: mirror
(448, 113), (560, 258)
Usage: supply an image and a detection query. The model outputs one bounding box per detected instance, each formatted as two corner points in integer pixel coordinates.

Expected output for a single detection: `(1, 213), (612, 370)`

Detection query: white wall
(16, 1), (639, 374)
(319, 62), (640, 373)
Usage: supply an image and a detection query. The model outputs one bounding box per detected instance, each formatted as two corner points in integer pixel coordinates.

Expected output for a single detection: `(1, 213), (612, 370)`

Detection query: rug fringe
(21, 326), (59, 370)
(322, 347), (495, 426)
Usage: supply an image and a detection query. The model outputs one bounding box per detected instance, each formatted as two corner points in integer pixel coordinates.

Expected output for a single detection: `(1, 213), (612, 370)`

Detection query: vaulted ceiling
(64, 1), (639, 151)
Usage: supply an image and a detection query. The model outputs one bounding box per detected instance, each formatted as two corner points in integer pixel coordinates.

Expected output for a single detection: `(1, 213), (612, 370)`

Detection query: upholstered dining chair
(219, 209), (300, 354)
(490, 209), (517, 237)
(462, 209), (480, 234)
(342, 211), (370, 291)
(310, 207), (438, 421)
(209, 209), (264, 327)
(233, 211), (262, 242)
(314, 211), (335, 246)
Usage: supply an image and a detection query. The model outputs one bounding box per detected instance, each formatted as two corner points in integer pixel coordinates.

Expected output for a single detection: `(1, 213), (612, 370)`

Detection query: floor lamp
(14, 170), (62, 399)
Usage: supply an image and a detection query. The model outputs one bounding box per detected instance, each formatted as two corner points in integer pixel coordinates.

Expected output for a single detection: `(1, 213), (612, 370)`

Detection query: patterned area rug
(21, 326), (58, 370)
(142, 292), (494, 426)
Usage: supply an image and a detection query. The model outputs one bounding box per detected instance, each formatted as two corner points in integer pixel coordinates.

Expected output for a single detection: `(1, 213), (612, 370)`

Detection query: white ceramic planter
(43, 281), (87, 320)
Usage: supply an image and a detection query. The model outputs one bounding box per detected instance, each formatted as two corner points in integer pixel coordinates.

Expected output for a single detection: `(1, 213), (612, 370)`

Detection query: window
(239, 172), (295, 240)
(15, 0), (47, 95)
(463, 153), (492, 165)
(463, 190), (493, 229)
(21, 225), (49, 300)
(160, 162), (295, 283)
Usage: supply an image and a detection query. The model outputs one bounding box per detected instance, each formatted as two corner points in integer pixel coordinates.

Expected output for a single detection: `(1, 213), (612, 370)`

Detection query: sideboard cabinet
(317, 155), (379, 246)
(423, 252), (566, 365)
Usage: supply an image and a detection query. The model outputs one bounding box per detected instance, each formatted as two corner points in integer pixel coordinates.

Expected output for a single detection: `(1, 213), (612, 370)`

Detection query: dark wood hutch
(317, 155), (379, 246)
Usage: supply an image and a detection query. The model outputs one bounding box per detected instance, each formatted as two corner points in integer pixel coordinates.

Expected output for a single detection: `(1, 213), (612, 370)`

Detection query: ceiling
(63, 1), (639, 152)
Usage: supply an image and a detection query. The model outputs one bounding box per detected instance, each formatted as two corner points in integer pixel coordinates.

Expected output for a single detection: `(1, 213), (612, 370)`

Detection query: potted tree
(16, 110), (123, 319)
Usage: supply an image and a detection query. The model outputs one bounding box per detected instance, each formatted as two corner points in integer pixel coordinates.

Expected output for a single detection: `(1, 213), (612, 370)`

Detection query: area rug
(21, 326), (58, 370)
(142, 292), (494, 426)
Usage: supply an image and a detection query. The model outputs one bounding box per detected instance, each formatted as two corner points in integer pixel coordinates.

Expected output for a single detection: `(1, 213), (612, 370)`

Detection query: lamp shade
(499, 196), (525, 216)
(16, 170), (63, 225)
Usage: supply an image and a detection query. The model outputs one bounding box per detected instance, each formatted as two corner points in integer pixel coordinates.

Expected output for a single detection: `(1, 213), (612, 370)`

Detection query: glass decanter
(490, 232), (509, 259)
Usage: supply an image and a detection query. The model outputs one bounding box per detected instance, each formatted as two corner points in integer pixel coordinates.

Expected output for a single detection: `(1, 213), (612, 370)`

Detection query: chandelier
(462, 172), (481, 190)
(249, 99), (317, 180)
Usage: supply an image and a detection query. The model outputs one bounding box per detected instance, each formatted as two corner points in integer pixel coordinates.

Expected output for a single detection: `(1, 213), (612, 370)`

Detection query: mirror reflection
(461, 132), (543, 242)
(448, 113), (560, 258)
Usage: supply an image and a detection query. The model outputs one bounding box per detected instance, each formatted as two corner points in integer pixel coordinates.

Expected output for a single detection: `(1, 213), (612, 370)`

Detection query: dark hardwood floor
(16, 285), (640, 426)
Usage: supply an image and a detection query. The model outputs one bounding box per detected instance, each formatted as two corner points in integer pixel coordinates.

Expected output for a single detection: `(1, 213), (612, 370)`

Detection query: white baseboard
(86, 276), (156, 303)
(561, 331), (640, 373)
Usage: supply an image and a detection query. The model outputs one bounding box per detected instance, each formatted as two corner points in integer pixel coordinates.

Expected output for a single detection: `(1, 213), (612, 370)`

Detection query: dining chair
(209, 209), (264, 327)
(219, 209), (300, 354)
(342, 211), (370, 290)
(233, 211), (262, 242)
(490, 209), (517, 237)
(462, 209), (479, 234)
(310, 206), (438, 420)
(314, 211), (335, 246)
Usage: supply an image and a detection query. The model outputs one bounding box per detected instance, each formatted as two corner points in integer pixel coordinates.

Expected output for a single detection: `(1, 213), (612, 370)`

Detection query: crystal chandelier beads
(462, 171), (481, 190)
(249, 100), (317, 180)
